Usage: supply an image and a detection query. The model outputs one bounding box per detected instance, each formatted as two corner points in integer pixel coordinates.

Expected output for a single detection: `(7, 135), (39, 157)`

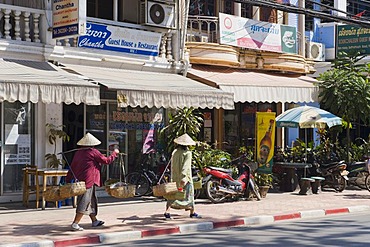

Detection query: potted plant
(45, 123), (70, 168)
(254, 173), (273, 198)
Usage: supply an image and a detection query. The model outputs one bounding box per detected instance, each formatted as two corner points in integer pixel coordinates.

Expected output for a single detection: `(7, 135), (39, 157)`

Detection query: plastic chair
(22, 165), (38, 207)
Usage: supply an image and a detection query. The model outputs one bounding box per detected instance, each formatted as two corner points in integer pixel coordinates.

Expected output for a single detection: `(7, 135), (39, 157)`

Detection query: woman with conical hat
(66, 133), (119, 231)
(164, 133), (202, 220)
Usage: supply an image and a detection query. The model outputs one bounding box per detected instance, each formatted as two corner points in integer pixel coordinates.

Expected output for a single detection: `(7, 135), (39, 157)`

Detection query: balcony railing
(187, 15), (219, 43)
(0, 4), (44, 43)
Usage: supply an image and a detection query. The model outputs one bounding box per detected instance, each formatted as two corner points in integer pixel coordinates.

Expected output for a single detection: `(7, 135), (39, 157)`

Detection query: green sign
(337, 24), (370, 55)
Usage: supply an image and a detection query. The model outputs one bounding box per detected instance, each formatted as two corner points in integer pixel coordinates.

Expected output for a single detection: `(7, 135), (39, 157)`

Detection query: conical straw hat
(174, 133), (196, 146)
(77, 132), (101, 146)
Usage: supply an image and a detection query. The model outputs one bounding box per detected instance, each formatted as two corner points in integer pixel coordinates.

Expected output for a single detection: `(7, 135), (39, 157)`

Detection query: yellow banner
(255, 112), (276, 173)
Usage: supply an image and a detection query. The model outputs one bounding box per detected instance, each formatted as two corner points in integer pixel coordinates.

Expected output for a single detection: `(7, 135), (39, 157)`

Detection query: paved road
(87, 212), (370, 246)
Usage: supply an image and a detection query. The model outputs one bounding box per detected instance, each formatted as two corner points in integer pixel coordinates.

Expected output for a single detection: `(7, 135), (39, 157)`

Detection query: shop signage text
(78, 23), (162, 56)
(337, 24), (370, 55)
(52, 0), (86, 39)
(219, 13), (297, 54)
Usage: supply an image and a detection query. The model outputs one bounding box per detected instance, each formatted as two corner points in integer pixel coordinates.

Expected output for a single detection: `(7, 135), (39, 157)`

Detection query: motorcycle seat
(321, 160), (345, 168)
(208, 166), (233, 174)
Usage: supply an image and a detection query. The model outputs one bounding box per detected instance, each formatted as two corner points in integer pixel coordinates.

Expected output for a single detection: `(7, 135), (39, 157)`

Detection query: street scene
(0, 0), (370, 247)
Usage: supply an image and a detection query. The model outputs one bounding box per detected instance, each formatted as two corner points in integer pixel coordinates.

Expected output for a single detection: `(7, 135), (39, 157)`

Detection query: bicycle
(125, 153), (171, 197)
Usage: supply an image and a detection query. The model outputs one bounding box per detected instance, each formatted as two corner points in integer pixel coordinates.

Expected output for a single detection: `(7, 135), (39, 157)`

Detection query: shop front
(0, 59), (100, 198)
(60, 63), (235, 184)
(187, 65), (320, 154)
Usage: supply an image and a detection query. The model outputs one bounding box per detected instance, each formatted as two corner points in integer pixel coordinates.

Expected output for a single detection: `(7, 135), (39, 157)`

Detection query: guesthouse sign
(77, 23), (162, 56)
(52, 0), (86, 39)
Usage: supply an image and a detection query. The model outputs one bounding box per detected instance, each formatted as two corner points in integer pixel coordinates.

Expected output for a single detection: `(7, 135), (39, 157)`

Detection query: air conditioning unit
(306, 42), (326, 61)
(141, 0), (175, 28)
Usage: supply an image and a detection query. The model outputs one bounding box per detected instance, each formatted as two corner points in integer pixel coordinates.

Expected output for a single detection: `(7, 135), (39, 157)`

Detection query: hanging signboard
(255, 112), (276, 173)
(52, 0), (86, 39)
(77, 23), (162, 56)
(219, 13), (297, 54)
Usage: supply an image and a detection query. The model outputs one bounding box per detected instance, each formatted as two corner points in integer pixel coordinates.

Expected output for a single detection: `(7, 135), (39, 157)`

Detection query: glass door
(2, 101), (33, 193)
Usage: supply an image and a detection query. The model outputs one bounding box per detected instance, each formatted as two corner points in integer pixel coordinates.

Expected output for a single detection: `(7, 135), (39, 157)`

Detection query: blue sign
(77, 23), (162, 57)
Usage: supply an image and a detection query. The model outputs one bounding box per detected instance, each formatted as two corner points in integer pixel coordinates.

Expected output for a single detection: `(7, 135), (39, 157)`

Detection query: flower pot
(259, 186), (270, 198)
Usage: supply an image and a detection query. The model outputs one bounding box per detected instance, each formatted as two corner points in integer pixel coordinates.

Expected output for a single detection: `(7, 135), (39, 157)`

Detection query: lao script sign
(219, 13), (297, 54)
(337, 24), (370, 55)
(77, 23), (162, 57)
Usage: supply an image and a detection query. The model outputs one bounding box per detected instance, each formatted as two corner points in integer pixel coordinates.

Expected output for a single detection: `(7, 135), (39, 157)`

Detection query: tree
(160, 107), (204, 153)
(316, 51), (370, 161)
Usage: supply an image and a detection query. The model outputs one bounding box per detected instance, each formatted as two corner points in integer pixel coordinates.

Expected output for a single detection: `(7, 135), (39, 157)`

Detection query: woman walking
(66, 132), (119, 231)
(164, 133), (202, 220)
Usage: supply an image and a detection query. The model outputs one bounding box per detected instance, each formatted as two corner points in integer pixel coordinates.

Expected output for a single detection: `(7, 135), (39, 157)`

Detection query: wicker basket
(163, 191), (186, 201)
(59, 181), (86, 199)
(44, 186), (63, 202)
(152, 182), (178, 197)
(106, 182), (136, 199)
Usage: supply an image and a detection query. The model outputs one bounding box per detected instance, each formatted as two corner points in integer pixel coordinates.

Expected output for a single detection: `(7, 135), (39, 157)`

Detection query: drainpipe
(298, 0), (305, 56)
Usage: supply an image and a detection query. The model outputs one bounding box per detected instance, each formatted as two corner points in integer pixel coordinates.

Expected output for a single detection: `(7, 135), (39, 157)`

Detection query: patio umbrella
(276, 105), (342, 129)
(276, 105), (342, 163)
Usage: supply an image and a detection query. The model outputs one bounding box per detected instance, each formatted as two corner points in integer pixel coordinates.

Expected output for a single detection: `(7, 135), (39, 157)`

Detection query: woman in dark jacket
(66, 132), (119, 231)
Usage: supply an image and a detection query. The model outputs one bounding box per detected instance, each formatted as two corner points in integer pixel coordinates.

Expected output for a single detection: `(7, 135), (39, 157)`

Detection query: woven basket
(152, 182), (178, 197)
(106, 182), (136, 199)
(59, 181), (86, 199)
(163, 191), (186, 201)
(193, 179), (202, 190)
(44, 186), (63, 201)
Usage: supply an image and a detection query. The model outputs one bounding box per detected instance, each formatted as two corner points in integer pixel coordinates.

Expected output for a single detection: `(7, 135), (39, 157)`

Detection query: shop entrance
(1, 102), (34, 194)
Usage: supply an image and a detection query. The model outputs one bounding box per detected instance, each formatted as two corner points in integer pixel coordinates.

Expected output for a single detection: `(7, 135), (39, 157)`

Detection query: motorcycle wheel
(205, 179), (227, 203)
(333, 174), (346, 192)
(249, 178), (262, 201)
(365, 174), (370, 192)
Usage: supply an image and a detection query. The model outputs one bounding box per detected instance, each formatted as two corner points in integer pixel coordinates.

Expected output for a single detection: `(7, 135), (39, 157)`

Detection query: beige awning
(61, 64), (235, 110)
(0, 59), (100, 105)
(187, 65), (319, 103)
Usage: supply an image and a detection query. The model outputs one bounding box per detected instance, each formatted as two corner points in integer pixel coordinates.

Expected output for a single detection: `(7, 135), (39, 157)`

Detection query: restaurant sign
(52, 0), (86, 39)
(77, 23), (162, 56)
(219, 13), (297, 54)
(337, 24), (370, 55)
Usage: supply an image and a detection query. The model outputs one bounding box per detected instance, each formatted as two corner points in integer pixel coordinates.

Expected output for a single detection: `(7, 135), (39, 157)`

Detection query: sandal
(190, 213), (202, 219)
(164, 213), (173, 220)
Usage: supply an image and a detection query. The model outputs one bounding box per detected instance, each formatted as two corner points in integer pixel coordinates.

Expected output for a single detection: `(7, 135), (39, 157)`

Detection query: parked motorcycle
(202, 154), (261, 203)
(346, 159), (369, 189)
(312, 160), (349, 192)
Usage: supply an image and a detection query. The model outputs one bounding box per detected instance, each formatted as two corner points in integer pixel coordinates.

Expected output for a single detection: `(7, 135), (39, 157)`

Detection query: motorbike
(202, 154), (261, 203)
(346, 159), (369, 189)
(311, 159), (349, 192)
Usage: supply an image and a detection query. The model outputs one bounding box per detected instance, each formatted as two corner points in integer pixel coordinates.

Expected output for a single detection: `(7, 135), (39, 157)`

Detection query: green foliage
(316, 51), (370, 161)
(192, 142), (233, 176)
(254, 173), (273, 187)
(160, 107), (203, 153)
(45, 123), (70, 168)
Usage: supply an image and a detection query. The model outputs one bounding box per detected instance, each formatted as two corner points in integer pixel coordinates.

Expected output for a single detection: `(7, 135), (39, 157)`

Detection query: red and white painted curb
(4, 205), (370, 247)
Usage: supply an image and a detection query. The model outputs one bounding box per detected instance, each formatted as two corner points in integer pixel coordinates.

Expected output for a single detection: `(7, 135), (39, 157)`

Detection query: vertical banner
(255, 112), (276, 173)
(52, 0), (86, 39)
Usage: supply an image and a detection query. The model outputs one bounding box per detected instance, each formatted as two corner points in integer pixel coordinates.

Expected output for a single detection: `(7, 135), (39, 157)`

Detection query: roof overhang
(187, 65), (319, 103)
(62, 64), (235, 110)
(0, 59), (100, 105)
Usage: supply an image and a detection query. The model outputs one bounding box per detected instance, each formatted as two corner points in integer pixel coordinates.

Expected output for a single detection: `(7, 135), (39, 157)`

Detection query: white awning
(0, 59), (100, 105)
(187, 65), (319, 103)
(61, 64), (235, 110)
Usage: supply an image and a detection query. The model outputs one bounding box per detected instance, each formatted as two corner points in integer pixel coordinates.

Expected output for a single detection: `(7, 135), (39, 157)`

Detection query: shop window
(224, 0), (234, 15)
(189, 0), (215, 16)
(87, 0), (114, 20)
(241, 3), (253, 19)
(2, 101), (34, 193)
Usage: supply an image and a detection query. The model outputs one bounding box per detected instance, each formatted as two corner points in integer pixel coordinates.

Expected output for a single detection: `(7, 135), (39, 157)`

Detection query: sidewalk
(1, 188), (370, 247)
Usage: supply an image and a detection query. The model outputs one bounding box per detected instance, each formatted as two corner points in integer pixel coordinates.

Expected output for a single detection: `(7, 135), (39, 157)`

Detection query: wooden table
(36, 168), (69, 210)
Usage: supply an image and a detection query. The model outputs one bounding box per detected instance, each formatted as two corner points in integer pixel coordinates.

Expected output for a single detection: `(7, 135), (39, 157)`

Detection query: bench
(299, 178), (315, 195)
(310, 176), (325, 194)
